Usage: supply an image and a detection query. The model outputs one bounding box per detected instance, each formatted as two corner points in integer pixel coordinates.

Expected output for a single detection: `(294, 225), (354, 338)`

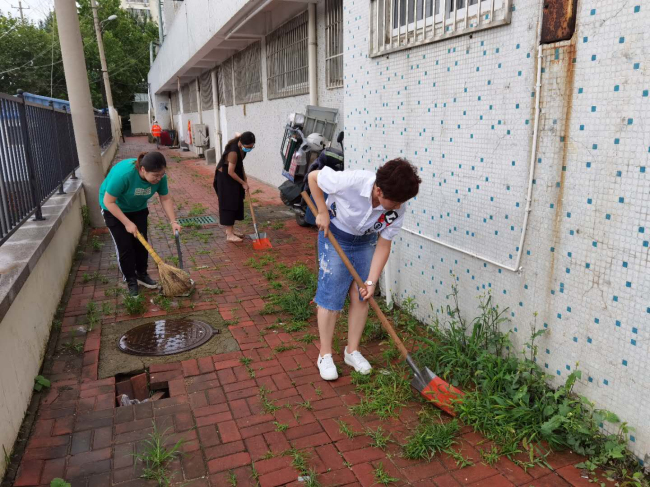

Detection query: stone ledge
(0, 178), (84, 323)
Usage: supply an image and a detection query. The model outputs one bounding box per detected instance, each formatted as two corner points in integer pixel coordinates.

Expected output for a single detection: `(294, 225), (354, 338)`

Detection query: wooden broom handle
(135, 232), (164, 266)
(301, 192), (410, 360)
(247, 190), (259, 228)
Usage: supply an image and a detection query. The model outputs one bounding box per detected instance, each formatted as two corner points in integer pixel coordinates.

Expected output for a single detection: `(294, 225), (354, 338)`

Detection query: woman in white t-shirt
(307, 158), (421, 381)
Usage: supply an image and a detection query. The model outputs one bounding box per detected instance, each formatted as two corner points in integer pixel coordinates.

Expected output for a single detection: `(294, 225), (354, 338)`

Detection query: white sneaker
(317, 354), (338, 381)
(344, 347), (372, 375)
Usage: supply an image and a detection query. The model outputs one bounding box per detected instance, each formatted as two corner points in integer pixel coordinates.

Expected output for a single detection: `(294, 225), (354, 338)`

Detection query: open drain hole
(115, 371), (170, 407)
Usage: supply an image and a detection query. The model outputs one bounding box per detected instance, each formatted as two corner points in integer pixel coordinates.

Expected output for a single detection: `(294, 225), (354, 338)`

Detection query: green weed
(274, 422), (288, 432)
(153, 295), (173, 312)
(403, 419), (459, 460)
(349, 367), (412, 419)
(133, 424), (185, 486)
(373, 462), (400, 485)
(188, 203), (208, 216)
(91, 235), (103, 252)
(33, 375), (51, 392)
(366, 427), (392, 450)
(336, 420), (357, 439)
(123, 294), (147, 315)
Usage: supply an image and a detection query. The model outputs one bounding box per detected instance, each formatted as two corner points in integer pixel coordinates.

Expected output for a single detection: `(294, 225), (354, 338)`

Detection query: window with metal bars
(369, 0), (511, 57)
(325, 0), (343, 89)
(234, 42), (263, 104)
(217, 59), (234, 107)
(188, 80), (198, 112)
(171, 90), (179, 115)
(199, 71), (213, 110)
(181, 84), (190, 112)
(266, 11), (309, 100)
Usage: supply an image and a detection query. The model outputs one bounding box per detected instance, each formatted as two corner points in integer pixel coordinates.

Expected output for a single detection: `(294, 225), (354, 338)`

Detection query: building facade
(120, 0), (160, 24)
(148, 0), (650, 460)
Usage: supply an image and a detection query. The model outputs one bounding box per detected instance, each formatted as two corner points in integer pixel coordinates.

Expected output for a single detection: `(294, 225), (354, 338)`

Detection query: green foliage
(33, 375), (51, 392)
(373, 462), (400, 485)
(403, 420), (459, 460)
(0, 3), (159, 115)
(349, 367), (412, 419)
(133, 424), (185, 486)
(50, 480), (71, 487)
(123, 294), (146, 315)
(411, 288), (648, 485)
(188, 203), (207, 216)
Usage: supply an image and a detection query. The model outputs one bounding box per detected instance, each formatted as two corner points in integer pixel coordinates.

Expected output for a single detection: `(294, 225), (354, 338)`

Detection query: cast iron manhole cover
(177, 216), (216, 225)
(118, 319), (218, 356)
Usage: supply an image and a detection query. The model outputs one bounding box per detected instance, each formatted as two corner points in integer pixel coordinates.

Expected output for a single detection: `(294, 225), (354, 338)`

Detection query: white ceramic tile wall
(344, 0), (650, 461)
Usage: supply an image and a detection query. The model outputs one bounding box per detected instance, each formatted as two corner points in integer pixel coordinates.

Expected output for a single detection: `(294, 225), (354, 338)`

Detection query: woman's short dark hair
(227, 131), (256, 147)
(375, 158), (421, 203)
(240, 131), (255, 146)
(135, 152), (166, 172)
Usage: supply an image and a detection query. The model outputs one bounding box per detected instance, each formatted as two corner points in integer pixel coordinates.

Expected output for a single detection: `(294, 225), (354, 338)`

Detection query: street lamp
(100, 14), (117, 31)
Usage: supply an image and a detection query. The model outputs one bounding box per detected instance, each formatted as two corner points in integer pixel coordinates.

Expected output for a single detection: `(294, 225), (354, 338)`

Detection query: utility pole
(11, 1), (29, 22)
(90, 0), (117, 135)
(54, 0), (105, 227)
(157, 0), (164, 45)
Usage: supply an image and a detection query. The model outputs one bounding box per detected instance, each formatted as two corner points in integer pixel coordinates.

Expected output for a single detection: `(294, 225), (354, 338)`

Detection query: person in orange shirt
(151, 121), (162, 148)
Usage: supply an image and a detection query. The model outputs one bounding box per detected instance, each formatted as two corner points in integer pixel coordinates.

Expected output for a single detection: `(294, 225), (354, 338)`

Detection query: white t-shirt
(316, 166), (405, 241)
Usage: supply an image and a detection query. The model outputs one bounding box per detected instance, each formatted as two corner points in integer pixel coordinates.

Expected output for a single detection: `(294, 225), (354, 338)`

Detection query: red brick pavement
(9, 138), (592, 486)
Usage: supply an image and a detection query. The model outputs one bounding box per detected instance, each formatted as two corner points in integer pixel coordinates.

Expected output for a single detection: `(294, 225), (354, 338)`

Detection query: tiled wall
(344, 0), (650, 460)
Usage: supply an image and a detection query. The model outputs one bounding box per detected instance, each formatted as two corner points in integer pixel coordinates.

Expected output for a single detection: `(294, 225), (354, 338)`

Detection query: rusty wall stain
(541, 0), (578, 44)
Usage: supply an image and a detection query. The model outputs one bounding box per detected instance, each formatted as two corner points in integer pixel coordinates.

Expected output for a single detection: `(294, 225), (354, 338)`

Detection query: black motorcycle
(279, 130), (344, 227)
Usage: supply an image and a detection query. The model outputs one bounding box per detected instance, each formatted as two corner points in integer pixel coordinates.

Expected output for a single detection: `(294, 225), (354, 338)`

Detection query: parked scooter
(279, 114), (344, 227)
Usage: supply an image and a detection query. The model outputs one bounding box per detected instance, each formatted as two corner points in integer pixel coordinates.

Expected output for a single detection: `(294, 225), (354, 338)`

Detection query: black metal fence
(0, 91), (113, 246)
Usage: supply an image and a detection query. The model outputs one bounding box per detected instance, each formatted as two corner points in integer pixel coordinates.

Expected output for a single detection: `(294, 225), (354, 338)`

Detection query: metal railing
(369, 0), (512, 57)
(95, 114), (112, 149)
(0, 91), (113, 246)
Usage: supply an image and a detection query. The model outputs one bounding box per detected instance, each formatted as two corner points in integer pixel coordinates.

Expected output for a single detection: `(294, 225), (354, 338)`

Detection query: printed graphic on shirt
(329, 201), (337, 219)
(134, 187), (152, 196)
(366, 210), (400, 234)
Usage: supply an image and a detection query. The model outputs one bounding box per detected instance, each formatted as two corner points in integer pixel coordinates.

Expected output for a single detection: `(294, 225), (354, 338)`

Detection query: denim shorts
(314, 224), (377, 312)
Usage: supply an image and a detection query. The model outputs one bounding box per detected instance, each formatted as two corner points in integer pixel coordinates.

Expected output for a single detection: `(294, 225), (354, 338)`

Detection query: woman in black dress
(213, 131), (256, 242)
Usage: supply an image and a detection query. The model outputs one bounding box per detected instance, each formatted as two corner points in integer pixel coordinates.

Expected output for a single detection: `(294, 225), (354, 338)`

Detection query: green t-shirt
(99, 158), (169, 213)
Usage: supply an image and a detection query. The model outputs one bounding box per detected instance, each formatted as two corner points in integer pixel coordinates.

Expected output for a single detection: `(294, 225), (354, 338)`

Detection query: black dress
(213, 141), (246, 226)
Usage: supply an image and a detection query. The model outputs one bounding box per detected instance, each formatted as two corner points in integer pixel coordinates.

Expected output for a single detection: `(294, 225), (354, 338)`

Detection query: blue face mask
(242, 146), (253, 153)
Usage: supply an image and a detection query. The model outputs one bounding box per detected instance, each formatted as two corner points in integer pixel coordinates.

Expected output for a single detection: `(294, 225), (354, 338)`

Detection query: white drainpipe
(308, 3), (317, 106)
(177, 77), (184, 143)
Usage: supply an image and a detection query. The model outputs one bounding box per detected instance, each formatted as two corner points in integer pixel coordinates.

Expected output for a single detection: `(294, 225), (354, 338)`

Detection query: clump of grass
(133, 424), (185, 486)
(101, 301), (113, 315)
(269, 281), (283, 290)
(123, 294), (147, 315)
(410, 289), (648, 485)
(104, 286), (123, 298)
(373, 462), (400, 485)
(91, 235), (103, 252)
(403, 419), (459, 460)
(227, 470), (237, 486)
(259, 386), (280, 414)
(297, 333), (317, 344)
(446, 449), (474, 468)
(284, 321), (308, 333)
(188, 203), (207, 216)
(166, 256), (180, 266)
(86, 301), (100, 331)
(153, 295), (173, 312)
(82, 271), (109, 284)
(274, 344), (298, 353)
(60, 338), (83, 354)
(271, 221), (285, 230)
(336, 420), (357, 439)
(349, 367), (412, 419)
(366, 427), (392, 450)
(274, 422), (288, 432)
(33, 375), (51, 392)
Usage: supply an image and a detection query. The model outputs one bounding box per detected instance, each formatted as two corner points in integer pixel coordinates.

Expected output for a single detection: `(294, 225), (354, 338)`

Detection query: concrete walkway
(9, 137), (592, 486)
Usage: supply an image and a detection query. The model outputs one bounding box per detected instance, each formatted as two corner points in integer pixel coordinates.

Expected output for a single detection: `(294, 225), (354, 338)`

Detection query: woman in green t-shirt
(99, 152), (181, 296)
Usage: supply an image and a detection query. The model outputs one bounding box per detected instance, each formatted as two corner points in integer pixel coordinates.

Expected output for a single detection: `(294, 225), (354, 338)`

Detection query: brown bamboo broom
(135, 232), (193, 297)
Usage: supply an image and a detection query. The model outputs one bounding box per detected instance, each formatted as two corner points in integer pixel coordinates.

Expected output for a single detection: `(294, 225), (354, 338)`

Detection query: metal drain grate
(177, 215), (216, 225)
(118, 319), (218, 356)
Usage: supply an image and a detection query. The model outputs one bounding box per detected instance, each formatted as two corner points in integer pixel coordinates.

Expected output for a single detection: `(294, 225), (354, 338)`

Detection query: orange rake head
(408, 357), (464, 416)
